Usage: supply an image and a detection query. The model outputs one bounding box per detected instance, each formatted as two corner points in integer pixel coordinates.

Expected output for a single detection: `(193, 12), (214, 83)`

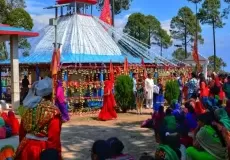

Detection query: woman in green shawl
(155, 131), (181, 160)
(186, 112), (228, 160)
(215, 108), (230, 130)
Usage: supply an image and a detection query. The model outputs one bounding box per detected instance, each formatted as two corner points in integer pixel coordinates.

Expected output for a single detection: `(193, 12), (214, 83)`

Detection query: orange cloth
(98, 80), (117, 121)
(8, 111), (19, 135)
(0, 146), (14, 160)
(200, 82), (209, 97)
(194, 100), (206, 115)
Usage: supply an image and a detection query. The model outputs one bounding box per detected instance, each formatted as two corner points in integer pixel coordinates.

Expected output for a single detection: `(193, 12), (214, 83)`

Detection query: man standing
(133, 73), (137, 109)
(21, 75), (30, 100)
(145, 73), (154, 109)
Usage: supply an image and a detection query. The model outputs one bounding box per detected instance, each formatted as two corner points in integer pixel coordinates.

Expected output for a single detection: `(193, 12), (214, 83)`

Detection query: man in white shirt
(145, 73), (154, 109)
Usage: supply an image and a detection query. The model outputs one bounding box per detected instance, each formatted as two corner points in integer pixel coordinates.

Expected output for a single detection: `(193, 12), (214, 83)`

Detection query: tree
(1, 8), (34, 58)
(198, 0), (224, 71)
(170, 7), (203, 59)
(124, 12), (172, 52)
(8, 0), (26, 8)
(153, 28), (172, 56)
(172, 48), (188, 61)
(208, 55), (227, 72)
(97, 0), (132, 15)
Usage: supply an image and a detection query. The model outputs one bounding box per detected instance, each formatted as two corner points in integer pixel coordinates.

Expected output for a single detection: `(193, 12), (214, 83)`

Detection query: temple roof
(0, 14), (156, 65)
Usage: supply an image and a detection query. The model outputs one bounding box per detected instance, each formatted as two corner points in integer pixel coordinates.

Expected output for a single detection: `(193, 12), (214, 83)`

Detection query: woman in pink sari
(98, 80), (117, 121)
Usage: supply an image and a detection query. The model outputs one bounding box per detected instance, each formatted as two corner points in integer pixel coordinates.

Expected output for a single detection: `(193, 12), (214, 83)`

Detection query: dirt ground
(0, 109), (156, 160)
(62, 109), (156, 160)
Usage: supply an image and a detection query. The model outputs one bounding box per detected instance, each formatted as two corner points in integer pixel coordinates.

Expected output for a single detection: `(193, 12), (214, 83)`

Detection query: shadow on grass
(61, 120), (157, 160)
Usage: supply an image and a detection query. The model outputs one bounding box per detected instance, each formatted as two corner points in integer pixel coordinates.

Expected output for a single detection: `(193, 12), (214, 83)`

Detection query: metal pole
(213, 19), (216, 71)
(148, 26), (151, 46)
(91, 5), (93, 15)
(111, 0), (115, 26)
(55, 7), (58, 50)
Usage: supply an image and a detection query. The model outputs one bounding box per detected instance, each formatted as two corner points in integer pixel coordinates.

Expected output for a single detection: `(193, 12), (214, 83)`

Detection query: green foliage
(97, 0), (132, 15)
(0, 0), (7, 23)
(0, 42), (8, 60)
(164, 80), (180, 105)
(208, 55), (227, 72)
(172, 48), (191, 61)
(124, 12), (171, 49)
(153, 28), (172, 50)
(170, 7), (203, 57)
(198, 0), (224, 28)
(4, 8), (33, 30)
(114, 75), (134, 112)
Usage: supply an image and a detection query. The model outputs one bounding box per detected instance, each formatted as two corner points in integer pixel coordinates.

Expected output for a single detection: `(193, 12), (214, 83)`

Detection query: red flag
(109, 60), (114, 84)
(99, 0), (112, 25)
(192, 39), (200, 69)
(50, 48), (61, 76)
(124, 58), (129, 75)
(141, 58), (147, 79)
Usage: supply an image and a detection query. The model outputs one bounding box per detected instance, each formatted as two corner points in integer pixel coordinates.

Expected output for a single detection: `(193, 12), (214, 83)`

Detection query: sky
(25, 0), (230, 71)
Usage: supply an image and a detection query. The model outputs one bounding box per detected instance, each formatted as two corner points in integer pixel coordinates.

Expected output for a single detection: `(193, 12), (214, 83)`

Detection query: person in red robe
(98, 80), (117, 121)
(14, 77), (62, 160)
(7, 111), (19, 135)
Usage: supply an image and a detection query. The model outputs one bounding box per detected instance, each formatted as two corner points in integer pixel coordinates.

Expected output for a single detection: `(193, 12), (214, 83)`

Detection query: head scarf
(106, 137), (124, 156)
(92, 140), (111, 160)
(215, 108), (230, 130)
(156, 144), (179, 160)
(40, 148), (59, 160)
(23, 77), (52, 108)
(0, 117), (5, 127)
(196, 125), (227, 160)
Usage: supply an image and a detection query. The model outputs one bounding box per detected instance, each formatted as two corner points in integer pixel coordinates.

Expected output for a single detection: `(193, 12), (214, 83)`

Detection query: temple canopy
(0, 13), (179, 66)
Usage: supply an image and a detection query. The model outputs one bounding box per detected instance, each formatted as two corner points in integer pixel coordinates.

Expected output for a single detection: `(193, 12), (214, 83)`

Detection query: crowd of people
(144, 72), (230, 160)
(1, 71), (230, 159)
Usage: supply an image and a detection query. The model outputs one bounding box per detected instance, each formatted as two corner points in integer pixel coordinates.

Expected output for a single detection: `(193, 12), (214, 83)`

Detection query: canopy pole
(10, 35), (20, 110)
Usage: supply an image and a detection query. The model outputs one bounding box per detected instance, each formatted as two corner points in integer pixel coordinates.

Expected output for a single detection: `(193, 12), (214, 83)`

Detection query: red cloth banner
(109, 60), (114, 84)
(141, 58), (147, 79)
(99, 0), (112, 25)
(50, 49), (61, 76)
(192, 39), (200, 70)
(124, 58), (129, 75)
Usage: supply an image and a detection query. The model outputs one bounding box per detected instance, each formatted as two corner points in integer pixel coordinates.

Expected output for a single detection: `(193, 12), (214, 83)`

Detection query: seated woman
(186, 112), (228, 160)
(91, 140), (111, 160)
(184, 102), (197, 132)
(7, 111), (19, 136)
(152, 106), (165, 143)
(0, 117), (6, 139)
(155, 131), (181, 160)
(106, 137), (134, 160)
(214, 108), (230, 130)
(163, 108), (177, 133)
(14, 77), (62, 160)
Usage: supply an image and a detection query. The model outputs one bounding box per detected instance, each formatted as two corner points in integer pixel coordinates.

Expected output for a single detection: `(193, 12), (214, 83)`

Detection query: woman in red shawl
(98, 80), (117, 121)
(7, 111), (19, 135)
(0, 113), (9, 125)
(14, 77), (62, 160)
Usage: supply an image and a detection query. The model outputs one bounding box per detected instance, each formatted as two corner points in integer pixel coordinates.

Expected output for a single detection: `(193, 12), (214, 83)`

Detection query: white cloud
(114, 14), (130, 31)
(161, 19), (171, 33)
(31, 14), (54, 31)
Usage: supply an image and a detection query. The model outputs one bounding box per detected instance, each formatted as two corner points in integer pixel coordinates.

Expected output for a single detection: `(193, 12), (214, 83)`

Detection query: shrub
(164, 80), (180, 105)
(114, 75), (134, 112)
